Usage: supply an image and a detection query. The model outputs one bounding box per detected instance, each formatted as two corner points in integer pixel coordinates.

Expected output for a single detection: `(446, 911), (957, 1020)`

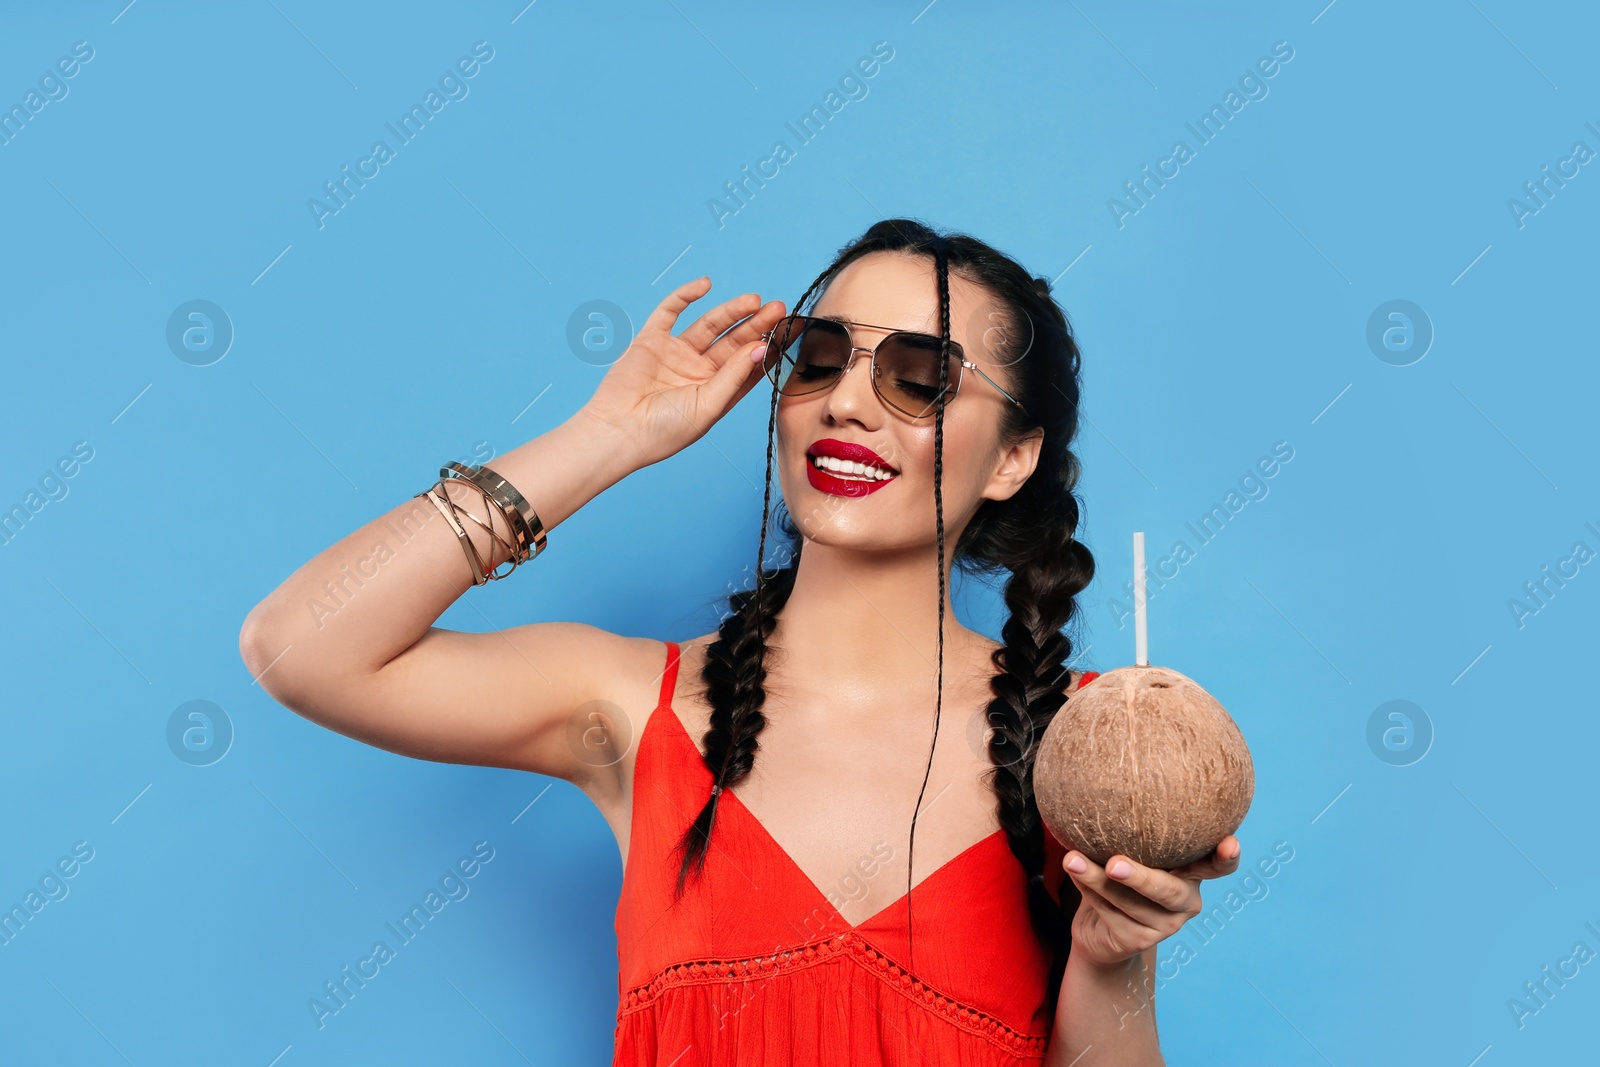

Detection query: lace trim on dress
(618, 930), (1049, 1056)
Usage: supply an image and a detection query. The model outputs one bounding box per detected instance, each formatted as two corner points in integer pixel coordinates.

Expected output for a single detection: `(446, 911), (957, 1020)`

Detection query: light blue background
(2, 1), (1595, 1064)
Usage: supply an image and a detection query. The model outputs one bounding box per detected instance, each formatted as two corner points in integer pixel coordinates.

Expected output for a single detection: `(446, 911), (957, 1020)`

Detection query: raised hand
(577, 276), (787, 470)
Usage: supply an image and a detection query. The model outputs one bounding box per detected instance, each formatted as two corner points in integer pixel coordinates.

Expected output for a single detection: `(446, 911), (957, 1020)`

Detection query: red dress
(613, 640), (1100, 1066)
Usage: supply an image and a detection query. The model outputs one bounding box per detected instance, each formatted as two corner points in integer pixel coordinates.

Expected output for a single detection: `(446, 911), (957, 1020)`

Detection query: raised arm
(237, 278), (786, 791)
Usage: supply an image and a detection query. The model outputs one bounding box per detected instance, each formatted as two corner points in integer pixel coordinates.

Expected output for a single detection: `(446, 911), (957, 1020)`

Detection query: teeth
(812, 454), (895, 481)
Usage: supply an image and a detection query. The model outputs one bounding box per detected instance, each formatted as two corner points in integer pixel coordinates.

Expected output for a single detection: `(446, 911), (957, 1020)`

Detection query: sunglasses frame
(759, 314), (1029, 421)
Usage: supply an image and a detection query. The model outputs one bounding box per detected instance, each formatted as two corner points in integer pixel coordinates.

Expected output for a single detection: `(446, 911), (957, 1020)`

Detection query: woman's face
(774, 251), (1042, 553)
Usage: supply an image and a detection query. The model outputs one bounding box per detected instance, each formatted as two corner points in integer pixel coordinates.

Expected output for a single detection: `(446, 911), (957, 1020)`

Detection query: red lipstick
(805, 438), (899, 498)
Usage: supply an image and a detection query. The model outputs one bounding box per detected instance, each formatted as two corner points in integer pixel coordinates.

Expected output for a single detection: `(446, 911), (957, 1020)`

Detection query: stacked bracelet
(443, 462), (548, 562)
(415, 462), (548, 586)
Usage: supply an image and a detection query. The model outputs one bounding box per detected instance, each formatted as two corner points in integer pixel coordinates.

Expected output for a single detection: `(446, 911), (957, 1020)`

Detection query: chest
(667, 698), (1006, 928)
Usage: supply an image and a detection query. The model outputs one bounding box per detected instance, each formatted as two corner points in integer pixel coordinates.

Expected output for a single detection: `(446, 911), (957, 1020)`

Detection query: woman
(240, 218), (1242, 1065)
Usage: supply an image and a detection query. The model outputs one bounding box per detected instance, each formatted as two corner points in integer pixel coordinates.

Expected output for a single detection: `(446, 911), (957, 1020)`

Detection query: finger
(694, 306), (786, 420)
(1100, 853), (1196, 913)
(678, 292), (766, 353)
(1170, 836), (1244, 883)
(701, 300), (788, 379)
(1063, 851), (1188, 925)
(641, 276), (714, 338)
(699, 332), (772, 417)
(703, 299), (788, 360)
(1063, 852), (1172, 925)
(1070, 875), (1167, 947)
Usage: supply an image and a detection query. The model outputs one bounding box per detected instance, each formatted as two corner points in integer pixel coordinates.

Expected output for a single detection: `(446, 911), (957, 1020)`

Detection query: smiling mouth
(807, 453), (898, 482)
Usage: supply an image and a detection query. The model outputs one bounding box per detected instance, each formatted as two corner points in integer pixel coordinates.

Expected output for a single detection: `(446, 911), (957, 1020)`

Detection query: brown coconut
(1034, 664), (1253, 870)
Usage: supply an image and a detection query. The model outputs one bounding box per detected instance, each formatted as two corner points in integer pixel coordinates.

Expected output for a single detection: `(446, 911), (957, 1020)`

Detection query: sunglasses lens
(876, 333), (957, 418)
(765, 317), (848, 395)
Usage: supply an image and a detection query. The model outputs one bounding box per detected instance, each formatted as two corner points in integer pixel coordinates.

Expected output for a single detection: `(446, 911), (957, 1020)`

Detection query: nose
(820, 346), (881, 425)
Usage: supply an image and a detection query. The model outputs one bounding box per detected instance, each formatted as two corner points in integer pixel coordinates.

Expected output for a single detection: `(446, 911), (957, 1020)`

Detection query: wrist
(1062, 945), (1160, 1028)
(1065, 946), (1144, 982)
(472, 413), (635, 537)
(567, 406), (647, 482)
(1054, 946), (1161, 1059)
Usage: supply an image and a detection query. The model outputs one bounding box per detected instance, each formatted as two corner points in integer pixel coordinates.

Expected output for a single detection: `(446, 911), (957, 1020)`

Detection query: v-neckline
(651, 696), (1007, 932)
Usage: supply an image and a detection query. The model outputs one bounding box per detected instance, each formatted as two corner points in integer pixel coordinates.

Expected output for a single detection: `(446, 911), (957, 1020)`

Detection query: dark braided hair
(674, 218), (1095, 977)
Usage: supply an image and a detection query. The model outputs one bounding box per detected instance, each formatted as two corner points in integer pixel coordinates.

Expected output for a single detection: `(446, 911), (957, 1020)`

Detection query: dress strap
(658, 641), (681, 709)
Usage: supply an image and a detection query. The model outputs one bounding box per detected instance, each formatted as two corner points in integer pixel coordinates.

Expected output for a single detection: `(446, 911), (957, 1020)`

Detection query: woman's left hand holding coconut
(1061, 835), (1243, 968)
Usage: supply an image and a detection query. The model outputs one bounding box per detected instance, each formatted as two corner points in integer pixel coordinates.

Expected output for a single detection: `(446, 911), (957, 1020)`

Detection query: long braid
(672, 265), (833, 896)
(972, 273), (1094, 995)
(985, 529), (1092, 959)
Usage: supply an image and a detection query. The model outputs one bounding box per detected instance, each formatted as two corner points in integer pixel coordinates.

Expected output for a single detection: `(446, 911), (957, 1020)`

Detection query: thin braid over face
(903, 236), (956, 970)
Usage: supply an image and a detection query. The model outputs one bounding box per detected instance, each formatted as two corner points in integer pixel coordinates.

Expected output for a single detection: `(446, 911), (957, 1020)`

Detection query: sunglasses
(759, 314), (1028, 421)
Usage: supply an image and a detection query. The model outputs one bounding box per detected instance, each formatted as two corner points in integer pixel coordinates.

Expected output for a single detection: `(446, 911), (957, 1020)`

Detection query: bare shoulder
(596, 629), (720, 789)
(588, 628), (718, 850)
(576, 630), (685, 800)
(657, 629), (718, 748)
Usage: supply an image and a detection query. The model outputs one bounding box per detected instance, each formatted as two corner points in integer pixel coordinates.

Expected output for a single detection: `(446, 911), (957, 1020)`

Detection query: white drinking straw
(1133, 531), (1148, 666)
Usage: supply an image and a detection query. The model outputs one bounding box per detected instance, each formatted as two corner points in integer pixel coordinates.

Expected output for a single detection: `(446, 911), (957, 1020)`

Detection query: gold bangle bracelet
(443, 476), (526, 579)
(418, 484), (489, 586)
(442, 461), (548, 561)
